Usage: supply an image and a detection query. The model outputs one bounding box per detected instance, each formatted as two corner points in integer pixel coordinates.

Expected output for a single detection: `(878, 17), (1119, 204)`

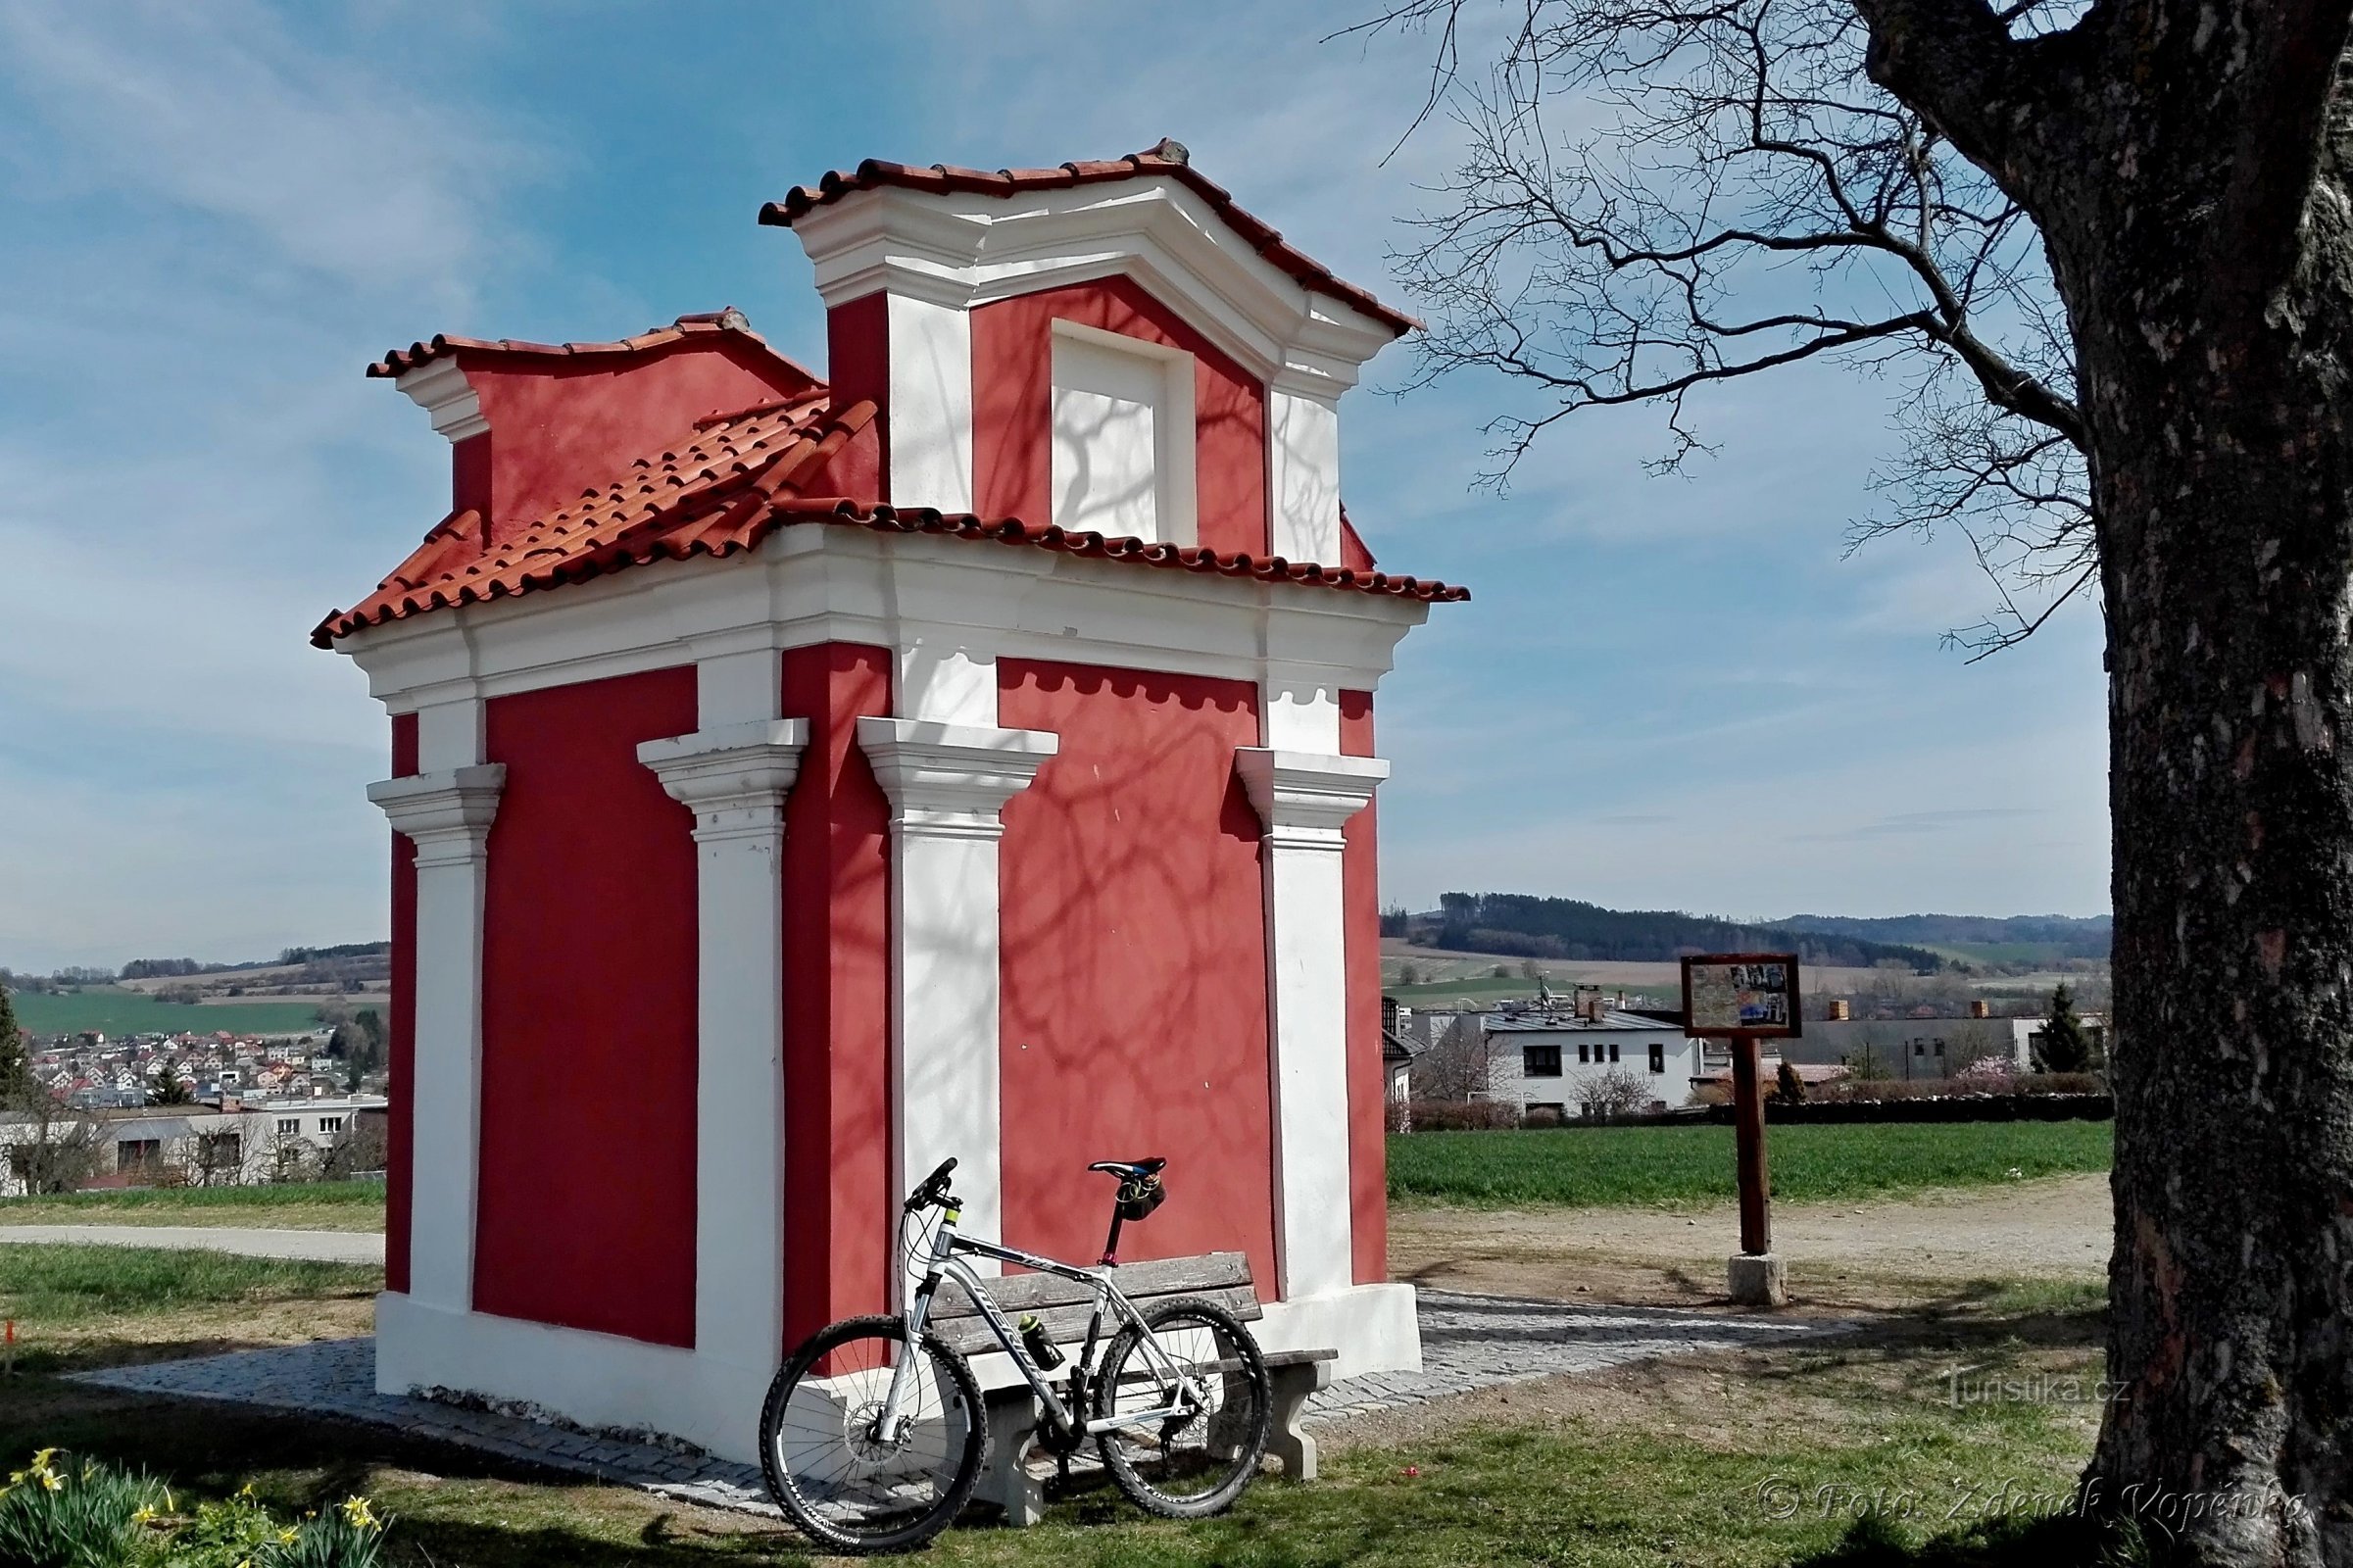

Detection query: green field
(0, 1181), (384, 1218)
(0, 1243), (381, 1332)
(1388, 1120), (2114, 1208)
(8, 987), (325, 1038)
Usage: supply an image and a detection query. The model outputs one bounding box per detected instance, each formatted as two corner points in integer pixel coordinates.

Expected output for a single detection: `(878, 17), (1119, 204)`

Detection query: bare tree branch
(1369, 0), (2097, 649)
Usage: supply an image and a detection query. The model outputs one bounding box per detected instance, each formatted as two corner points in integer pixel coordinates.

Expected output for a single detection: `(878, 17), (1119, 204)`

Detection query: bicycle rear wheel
(1093, 1296), (1271, 1518)
(758, 1313), (985, 1553)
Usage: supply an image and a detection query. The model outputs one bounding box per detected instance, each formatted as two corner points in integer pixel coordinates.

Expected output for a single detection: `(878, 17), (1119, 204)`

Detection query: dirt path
(1392, 1172), (2110, 1312)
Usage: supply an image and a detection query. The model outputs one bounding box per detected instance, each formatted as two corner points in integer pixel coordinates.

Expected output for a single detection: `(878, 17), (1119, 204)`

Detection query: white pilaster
(887, 293), (974, 512)
(637, 717), (809, 1391)
(1235, 747), (1388, 1300)
(857, 717), (1057, 1268)
(1267, 381), (1343, 564)
(368, 760), (505, 1315)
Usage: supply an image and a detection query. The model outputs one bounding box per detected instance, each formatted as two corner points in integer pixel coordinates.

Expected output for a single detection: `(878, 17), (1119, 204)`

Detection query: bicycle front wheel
(1093, 1296), (1271, 1518)
(758, 1313), (985, 1554)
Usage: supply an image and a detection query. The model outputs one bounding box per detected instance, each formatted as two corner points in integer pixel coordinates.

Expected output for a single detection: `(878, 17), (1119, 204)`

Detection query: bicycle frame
(873, 1201), (1207, 1446)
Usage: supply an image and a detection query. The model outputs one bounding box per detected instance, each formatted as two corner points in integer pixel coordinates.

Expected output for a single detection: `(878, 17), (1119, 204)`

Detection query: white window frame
(1049, 319), (1199, 548)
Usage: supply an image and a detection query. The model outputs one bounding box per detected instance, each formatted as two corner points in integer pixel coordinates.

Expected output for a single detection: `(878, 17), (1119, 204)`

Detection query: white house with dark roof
(1481, 1007), (1707, 1117)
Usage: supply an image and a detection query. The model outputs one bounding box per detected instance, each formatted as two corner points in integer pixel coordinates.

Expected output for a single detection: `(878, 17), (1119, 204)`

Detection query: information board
(1681, 953), (1802, 1038)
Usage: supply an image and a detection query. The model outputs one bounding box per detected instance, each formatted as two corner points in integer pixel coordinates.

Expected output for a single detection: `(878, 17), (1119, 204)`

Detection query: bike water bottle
(1017, 1314), (1065, 1370)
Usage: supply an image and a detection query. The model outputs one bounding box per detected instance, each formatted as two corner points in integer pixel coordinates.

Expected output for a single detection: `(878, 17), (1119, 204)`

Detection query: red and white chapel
(317, 142), (1464, 1461)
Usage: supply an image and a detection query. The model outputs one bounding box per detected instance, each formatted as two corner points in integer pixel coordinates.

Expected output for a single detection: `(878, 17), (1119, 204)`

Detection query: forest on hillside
(1396, 893), (1947, 971)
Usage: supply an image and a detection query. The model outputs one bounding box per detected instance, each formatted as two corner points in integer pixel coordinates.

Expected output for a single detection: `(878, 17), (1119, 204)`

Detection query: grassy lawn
(0, 1242), (380, 1375)
(10, 986), (327, 1038)
(0, 1180), (388, 1232)
(0, 1264), (2115, 1567)
(1389, 1123), (2114, 1209)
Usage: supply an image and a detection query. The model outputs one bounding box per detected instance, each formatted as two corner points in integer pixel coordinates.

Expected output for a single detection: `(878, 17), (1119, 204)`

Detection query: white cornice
(336, 526), (1432, 716)
(1235, 748), (1388, 850)
(856, 717), (1057, 840)
(790, 180), (1397, 392)
(394, 358), (489, 444)
(367, 764), (507, 866)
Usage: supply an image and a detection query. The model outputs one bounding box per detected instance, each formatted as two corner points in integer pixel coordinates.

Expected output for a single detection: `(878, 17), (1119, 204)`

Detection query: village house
(319, 142), (1462, 1460)
(1480, 999), (1708, 1118)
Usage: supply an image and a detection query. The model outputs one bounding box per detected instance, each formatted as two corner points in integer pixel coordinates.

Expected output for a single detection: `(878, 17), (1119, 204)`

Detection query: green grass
(0, 1244), (379, 1332)
(0, 1299), (2118, 1568)
(0, 1181), (384, 1215)
(10, 987), (326, 1038)
(1388, 1122), (2114, 1208)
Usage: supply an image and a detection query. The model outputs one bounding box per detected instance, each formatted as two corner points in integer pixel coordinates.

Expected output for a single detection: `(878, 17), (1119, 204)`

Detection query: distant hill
(1406, 893), (1946, 972)
(1772, 912), (2110, 967)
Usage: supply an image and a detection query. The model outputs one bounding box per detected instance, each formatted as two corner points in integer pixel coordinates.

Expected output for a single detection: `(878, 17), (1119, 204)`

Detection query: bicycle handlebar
(904, 1156), (958, 1213)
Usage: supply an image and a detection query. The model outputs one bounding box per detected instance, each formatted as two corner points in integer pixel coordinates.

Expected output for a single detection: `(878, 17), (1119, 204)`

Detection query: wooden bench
(925, 1251), (1337, 1526)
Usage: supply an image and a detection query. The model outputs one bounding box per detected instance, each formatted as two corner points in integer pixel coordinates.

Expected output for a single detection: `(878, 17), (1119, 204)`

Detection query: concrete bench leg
(1264, 1359), (1333, 1482)
(978, 1386), (1045, 1526)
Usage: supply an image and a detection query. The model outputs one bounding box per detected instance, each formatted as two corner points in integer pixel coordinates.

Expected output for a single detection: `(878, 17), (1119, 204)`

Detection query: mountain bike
(757, 1155), (1272, 1553)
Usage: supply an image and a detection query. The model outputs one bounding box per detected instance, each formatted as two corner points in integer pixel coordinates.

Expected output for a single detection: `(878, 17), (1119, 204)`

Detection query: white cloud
(0, 0), (531, 303)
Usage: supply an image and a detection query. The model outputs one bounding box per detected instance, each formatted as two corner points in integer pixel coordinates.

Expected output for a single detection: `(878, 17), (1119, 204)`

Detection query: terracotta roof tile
(316, 390), (1465, 646)
(759, 140), (1419, 336)
(367, 308), (820, 386)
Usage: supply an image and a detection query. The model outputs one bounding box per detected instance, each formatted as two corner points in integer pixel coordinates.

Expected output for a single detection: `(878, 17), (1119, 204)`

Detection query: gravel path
(70, 1292), (1850, 1516)
(0, 1226), (384, 1264)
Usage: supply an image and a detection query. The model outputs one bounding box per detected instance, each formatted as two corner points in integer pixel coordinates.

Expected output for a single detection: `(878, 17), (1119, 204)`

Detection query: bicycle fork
(874, 1201), (962, 1447)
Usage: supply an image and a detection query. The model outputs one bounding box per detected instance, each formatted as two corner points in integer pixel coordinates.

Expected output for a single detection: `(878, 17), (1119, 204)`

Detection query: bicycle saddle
(1088, 1157), (1167, 1179)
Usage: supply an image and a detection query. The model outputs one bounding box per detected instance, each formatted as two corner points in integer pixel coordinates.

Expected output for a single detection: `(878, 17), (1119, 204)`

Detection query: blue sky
(0, 1), (2111, 971)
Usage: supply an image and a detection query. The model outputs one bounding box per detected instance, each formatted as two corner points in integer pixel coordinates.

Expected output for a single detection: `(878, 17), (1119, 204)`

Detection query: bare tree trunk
(2062, 107), (2353, 1568)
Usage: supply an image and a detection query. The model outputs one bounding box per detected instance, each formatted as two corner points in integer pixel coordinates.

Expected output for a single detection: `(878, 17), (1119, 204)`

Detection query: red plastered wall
(779, 644), (895, 1348)
(971, 277), (1268, 556)
(1341, 691), (1387, 1284)
(824, 294), (890, 504)
(474, 666), (700, 1346)
(462, 340), (812, 546)
(386, 712), (417, 1295)
(997, 660), (1277, 1291)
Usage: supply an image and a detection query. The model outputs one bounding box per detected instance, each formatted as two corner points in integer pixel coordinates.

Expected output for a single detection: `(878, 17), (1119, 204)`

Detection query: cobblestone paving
(73, 1292), (1851, 1517)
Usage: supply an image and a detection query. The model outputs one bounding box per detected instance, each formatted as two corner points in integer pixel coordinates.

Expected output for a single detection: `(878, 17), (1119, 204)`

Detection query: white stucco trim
(789, 178), (1398, 398)
(1235, 748), (1386, 1301)
(375, 1292), (765, 1462)
(375, 1275), (1416, 1463)
(857, 717), (1057, 1276)
(338, 526), (1428, 718)
(1267, 385), (1342, 565)
(368, 761), (504, 1313)
(392, 358), (489, 444)
(638, 718), (809, 1383)
(884, 293), (974, 512)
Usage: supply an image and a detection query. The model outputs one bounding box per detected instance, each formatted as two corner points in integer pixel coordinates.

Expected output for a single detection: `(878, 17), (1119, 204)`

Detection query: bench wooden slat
(925, 1250), (1251, 1322)
(931, 1283), (1261, 1357)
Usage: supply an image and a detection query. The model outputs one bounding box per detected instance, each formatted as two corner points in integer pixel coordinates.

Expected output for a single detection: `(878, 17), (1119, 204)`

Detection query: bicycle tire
(758, 1313), (987, 1554)
(1093, 1296), (1271, 1519)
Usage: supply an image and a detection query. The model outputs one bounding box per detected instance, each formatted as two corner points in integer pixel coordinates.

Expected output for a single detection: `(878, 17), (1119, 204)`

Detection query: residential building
(1480, 1005), (1707, 1118)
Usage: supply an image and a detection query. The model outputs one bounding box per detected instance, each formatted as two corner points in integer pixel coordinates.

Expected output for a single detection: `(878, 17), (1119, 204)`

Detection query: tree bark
(1862, 4), (2353, 1562)
(2061, 31), (2353, 1568)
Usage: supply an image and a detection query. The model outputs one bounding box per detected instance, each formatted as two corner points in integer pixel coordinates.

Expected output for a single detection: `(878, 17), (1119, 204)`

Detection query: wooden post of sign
(1730, 1033), (1771, 1254)
(1683, 954), (1795, 1307)
(1725, 1032), (1786, 1305)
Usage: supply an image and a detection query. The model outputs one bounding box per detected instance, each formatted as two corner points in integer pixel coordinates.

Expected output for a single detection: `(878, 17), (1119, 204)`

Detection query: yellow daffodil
(36, 1470), (62, 1494)
(28, 1448), (57, 1472)
(278, 1527), (297, 1544)
(340, 1495), (381, 1531)
(237, 1482), (258, 1501)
